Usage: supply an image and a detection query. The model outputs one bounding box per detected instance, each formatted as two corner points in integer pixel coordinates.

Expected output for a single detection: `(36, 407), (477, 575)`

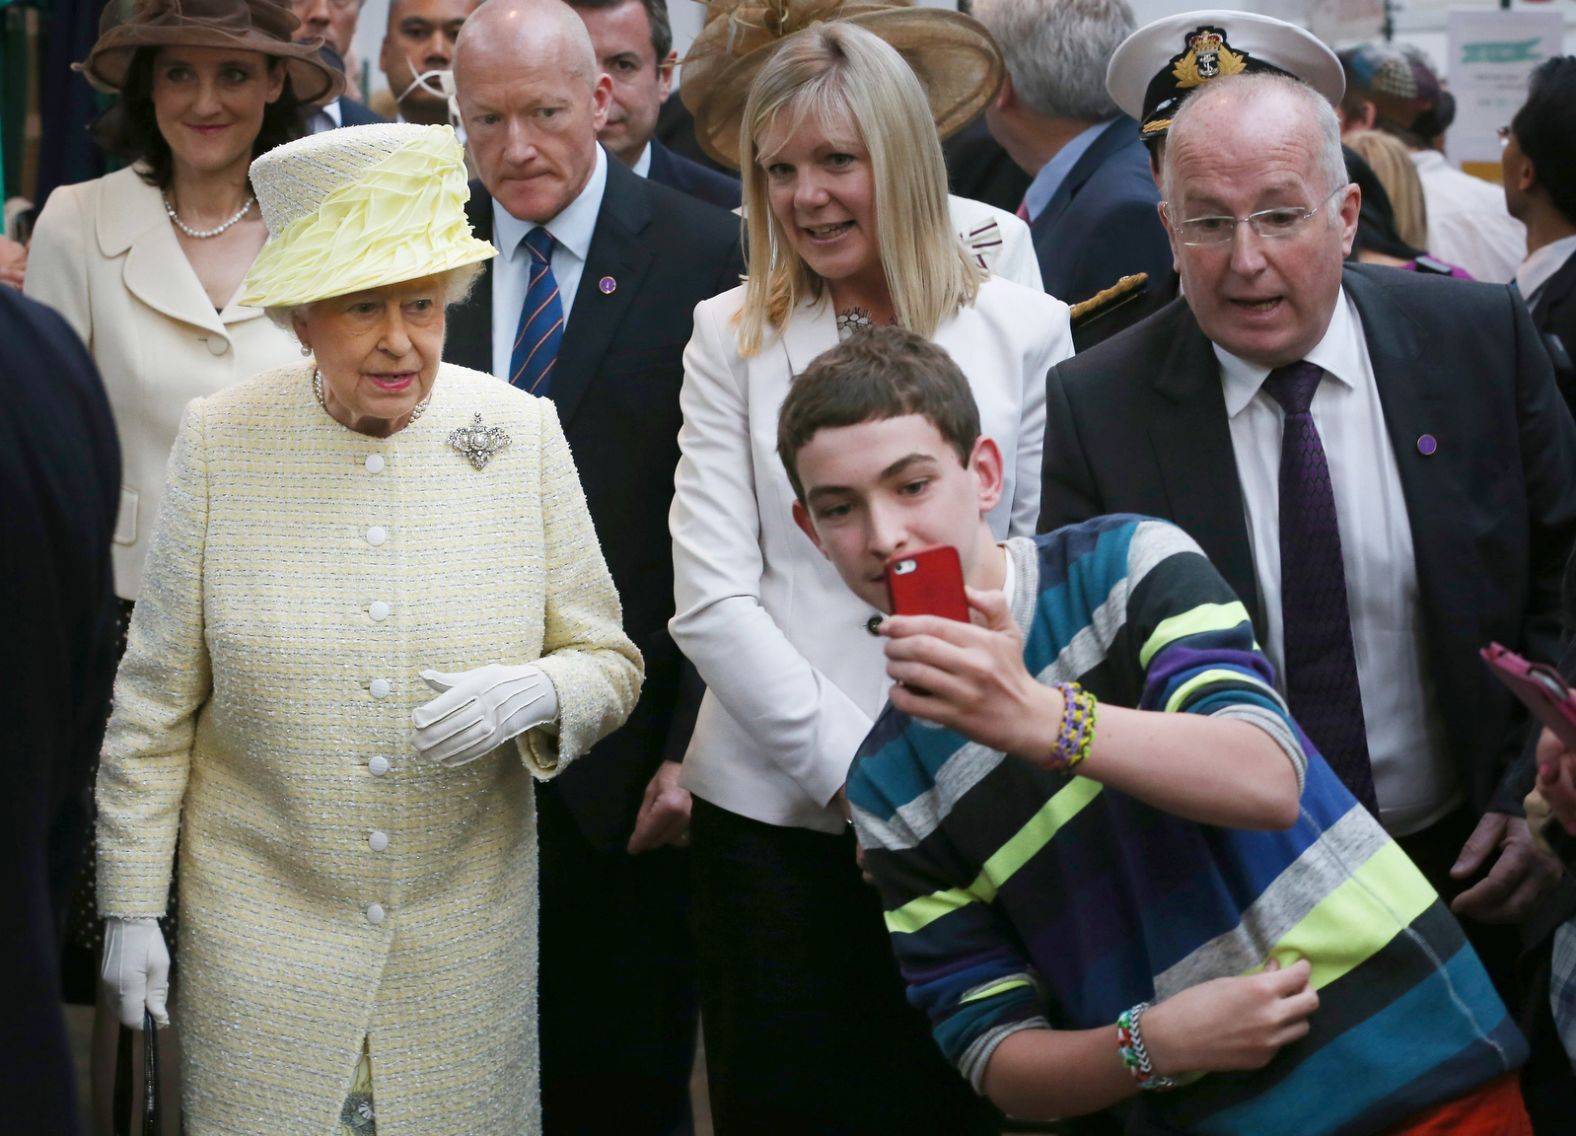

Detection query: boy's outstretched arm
(981, 960), (1318, 1120)
(880, 587), (1301, 830)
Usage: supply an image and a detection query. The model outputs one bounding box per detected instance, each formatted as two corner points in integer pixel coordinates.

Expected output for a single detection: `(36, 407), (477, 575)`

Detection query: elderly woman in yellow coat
(94, 122), (643, 1136)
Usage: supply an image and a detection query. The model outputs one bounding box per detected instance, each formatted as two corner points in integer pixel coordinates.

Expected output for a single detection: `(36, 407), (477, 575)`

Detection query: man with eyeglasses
(1039, 68), (1576, 1088)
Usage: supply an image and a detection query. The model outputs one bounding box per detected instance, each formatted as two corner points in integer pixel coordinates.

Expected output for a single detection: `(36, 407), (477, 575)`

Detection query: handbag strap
(113, 1013), (162, 1136)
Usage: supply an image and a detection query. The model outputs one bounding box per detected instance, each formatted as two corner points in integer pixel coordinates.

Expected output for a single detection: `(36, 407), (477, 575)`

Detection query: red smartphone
(1481, 642), (1576, 750)
(885, 546), (969, 621)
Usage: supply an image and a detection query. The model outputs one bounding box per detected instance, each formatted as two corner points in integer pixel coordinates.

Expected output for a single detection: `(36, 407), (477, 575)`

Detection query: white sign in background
(1445, 8), (1565, 170)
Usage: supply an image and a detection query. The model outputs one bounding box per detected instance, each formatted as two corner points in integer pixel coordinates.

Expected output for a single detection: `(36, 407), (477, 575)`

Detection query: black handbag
(113, 1011), (161, 1136)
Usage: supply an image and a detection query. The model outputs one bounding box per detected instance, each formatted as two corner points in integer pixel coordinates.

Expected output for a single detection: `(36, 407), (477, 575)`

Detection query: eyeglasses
(1163, 186), (1346, 247)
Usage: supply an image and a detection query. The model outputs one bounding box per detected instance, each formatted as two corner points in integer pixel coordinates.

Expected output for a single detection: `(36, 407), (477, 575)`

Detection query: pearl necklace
(163, 192), (255, 239)
(313, 368), (432, 424)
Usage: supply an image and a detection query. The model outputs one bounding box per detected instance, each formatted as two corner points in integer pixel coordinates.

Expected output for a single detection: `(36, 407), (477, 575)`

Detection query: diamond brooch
(448, 413), (511, 469)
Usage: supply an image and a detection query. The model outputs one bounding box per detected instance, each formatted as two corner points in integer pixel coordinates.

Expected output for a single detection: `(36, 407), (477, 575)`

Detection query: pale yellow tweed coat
(96, 362), (643, 1136)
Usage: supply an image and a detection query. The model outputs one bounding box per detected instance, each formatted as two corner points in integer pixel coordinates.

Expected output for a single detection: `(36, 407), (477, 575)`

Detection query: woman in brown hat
(22, 0), (338, 1127)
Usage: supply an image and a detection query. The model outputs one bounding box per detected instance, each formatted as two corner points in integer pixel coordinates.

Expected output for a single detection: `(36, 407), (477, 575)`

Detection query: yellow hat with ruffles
(240, 123), (495, 309)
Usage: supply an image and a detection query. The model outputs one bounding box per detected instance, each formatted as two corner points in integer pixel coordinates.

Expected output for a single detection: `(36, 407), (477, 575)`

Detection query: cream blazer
(24, 165), (300, 600)
(96, 364), (642, 1136)
(669, 278), (1073, 833)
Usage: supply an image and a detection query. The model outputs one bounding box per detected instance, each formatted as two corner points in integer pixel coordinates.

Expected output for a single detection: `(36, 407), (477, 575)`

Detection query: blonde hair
(734, 22), (982, 357)
(1347, 129), (1429, 252)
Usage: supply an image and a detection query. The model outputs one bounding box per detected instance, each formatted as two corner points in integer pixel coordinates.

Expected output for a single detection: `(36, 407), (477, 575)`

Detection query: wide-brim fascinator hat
(680, 0), (1003, 169)
(240, 123), (496, 309)
(78, 0), (344, 108)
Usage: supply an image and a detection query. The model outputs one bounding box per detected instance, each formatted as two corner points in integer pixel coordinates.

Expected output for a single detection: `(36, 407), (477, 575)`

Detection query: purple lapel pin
(598, 275), (617, 295)
(1416, 433), (1438, 456)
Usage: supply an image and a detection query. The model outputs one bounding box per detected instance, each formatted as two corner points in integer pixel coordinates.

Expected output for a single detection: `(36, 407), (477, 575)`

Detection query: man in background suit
(1, 288), (121, 1135)
(569, 0), (742, 209)
(1504, 55), (1576, 418)
(1040, 76), (1576, 1065)
(450, 2), (743, 1130)
(971, 0), (1168, 304)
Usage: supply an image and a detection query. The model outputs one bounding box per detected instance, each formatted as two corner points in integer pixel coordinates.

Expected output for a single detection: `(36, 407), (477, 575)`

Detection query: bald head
(454, 0), (613, 225)
(456, 0), (598, 90)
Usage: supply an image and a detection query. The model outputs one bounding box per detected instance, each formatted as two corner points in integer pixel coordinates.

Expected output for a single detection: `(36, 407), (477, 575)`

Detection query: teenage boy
(777, 325), (1531, 1135)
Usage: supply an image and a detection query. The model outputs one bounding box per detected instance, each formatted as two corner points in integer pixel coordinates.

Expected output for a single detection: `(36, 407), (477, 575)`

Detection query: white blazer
(25, 165), (300, 600)
(670, 277), (1072, 832)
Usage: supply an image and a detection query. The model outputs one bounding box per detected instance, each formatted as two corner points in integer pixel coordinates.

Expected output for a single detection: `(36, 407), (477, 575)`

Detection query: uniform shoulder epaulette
(1069, 273), (1150, 328)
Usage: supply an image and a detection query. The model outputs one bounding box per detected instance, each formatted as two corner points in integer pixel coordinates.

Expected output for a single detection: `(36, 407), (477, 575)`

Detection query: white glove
(101, 917), (171, 1030)
(412, 664), (560, 767)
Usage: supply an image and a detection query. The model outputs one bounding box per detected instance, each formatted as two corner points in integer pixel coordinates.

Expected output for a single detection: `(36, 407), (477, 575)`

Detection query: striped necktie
(510, 227), (564, 396)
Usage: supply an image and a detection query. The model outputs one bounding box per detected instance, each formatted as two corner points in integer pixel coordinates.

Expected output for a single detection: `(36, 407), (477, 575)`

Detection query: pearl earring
(299, 343), (312, 357)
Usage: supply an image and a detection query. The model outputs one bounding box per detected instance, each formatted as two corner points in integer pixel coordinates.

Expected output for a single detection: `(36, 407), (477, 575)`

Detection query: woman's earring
(299, 342), (312, 357)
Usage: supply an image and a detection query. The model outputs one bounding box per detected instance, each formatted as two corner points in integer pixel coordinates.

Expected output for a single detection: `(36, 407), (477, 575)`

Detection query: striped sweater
(848, 518), (1526, 1135)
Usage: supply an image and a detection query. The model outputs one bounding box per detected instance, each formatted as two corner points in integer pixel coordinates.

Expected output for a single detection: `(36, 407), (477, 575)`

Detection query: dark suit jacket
(1031, 116), (1171, 305)
(1040, 264), (1576, 817)
(0, 287), (120, 1134)
(648, 139), (741, 211)
(448, 154), (744, 851)
(337, 96), (388, 126)
(1531, 245), (1576, 416)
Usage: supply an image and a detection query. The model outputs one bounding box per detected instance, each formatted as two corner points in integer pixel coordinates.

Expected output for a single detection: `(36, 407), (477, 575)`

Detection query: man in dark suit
(1504, 56), (1576, 418)
(451, 2), (742, 1131)
(971, 0), (1169, 304)
(1041, 73), (1576, 1020)
(304, 45), (390, 131)
(0, 288), (121, 1134)
(569, 0), (742, 210)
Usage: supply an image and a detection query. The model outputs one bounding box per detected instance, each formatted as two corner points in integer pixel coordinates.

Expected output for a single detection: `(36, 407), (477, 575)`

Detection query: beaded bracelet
(1116, 1002), (1178, 1092)
(1046, 681), (1098, 772)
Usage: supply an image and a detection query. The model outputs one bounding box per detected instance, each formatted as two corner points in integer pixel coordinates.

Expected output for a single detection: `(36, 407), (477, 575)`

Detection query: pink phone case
(1481, 642), (1576, 750)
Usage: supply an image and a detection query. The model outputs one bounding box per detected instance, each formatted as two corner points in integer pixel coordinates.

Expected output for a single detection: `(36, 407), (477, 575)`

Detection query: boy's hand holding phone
(879, 585), (1063, 761)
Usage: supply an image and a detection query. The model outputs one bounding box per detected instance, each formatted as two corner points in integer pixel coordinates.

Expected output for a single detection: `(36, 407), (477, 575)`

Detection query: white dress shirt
(489, 146), (608, 382)
(1411, 150), (1526, 285)
(1217, 289), (1457, 835)
(631, 142), (653, 179)
(1517, 233), (1576, 307)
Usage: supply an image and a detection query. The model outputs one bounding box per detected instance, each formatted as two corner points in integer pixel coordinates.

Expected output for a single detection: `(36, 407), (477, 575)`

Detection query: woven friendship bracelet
(1116, 1002), (1178, 1091)
(1047, 682), (1099, 772)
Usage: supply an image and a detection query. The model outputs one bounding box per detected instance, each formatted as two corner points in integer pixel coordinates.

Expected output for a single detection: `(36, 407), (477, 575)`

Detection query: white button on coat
(204, 336), (228, 356)
(365, 454), (386, 474)
(366, 903), (386, 924)
(369, 756), (391, 776)
(366, 525), (387, 546)
(370, 678), (392, 699)
(369, 601), (390, 622)
(368, 830), (389, 852)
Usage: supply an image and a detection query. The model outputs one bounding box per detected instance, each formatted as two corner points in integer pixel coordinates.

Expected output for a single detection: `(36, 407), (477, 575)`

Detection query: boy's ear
(969, 437), (1005, 513)
(792, 499), (828, 557)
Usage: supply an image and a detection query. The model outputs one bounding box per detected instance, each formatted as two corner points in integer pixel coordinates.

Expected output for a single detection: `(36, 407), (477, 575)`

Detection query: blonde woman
(668, 21), (1071, 1133)
(1347, 128), (1430, 253)
(95, 123), (641, 1135)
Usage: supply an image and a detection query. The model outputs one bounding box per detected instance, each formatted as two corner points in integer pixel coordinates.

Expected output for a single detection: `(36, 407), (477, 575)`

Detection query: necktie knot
(1263, 360), (1324, 416)
(522, 226), (554, 264)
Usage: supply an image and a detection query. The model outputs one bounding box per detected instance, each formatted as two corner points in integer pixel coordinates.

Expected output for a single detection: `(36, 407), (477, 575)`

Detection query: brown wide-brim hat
(681, 0), (1002, 170)
(78, 0), (344, 109)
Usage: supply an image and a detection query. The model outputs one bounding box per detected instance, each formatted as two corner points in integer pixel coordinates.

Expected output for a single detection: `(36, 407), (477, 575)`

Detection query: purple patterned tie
(1264, 361), (1379, 816)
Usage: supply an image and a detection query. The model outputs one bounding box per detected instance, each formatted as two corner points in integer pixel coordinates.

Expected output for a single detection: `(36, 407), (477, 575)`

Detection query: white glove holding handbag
(412, 664), (560, 767)
(102, 916), (171, 1030)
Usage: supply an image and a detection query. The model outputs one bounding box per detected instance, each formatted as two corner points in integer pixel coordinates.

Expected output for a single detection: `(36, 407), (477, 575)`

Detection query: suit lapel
(776, 295), (838, 382)
(445, 183), (496, 374)
(1040, 117), (1138, 226)
(550, 158), (655, 427)
(102, 172), (225, 335)
(1532, 248), (1576, 325)
(1146, 302), (1263, 623)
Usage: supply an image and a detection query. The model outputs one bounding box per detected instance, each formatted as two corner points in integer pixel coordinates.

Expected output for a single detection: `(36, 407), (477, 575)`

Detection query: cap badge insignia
(1172, 27), (1247, 90)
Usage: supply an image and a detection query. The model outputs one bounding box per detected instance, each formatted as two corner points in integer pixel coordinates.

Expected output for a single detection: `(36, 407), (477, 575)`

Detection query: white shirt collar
(998, 543), (1016, 610)
(492, 144), (607, 262)
(631, 142), (653, 179)
(1216, 286), (1362, 418)
(1518, 233), (1576, 305)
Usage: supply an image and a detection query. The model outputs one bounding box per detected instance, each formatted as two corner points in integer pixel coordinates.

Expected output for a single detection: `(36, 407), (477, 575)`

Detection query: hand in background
(627, 760), (691, 854)
(1533, 726), (1576, 835)
(0, 236), (26, 290)
(1450, 810), (1563, 923)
